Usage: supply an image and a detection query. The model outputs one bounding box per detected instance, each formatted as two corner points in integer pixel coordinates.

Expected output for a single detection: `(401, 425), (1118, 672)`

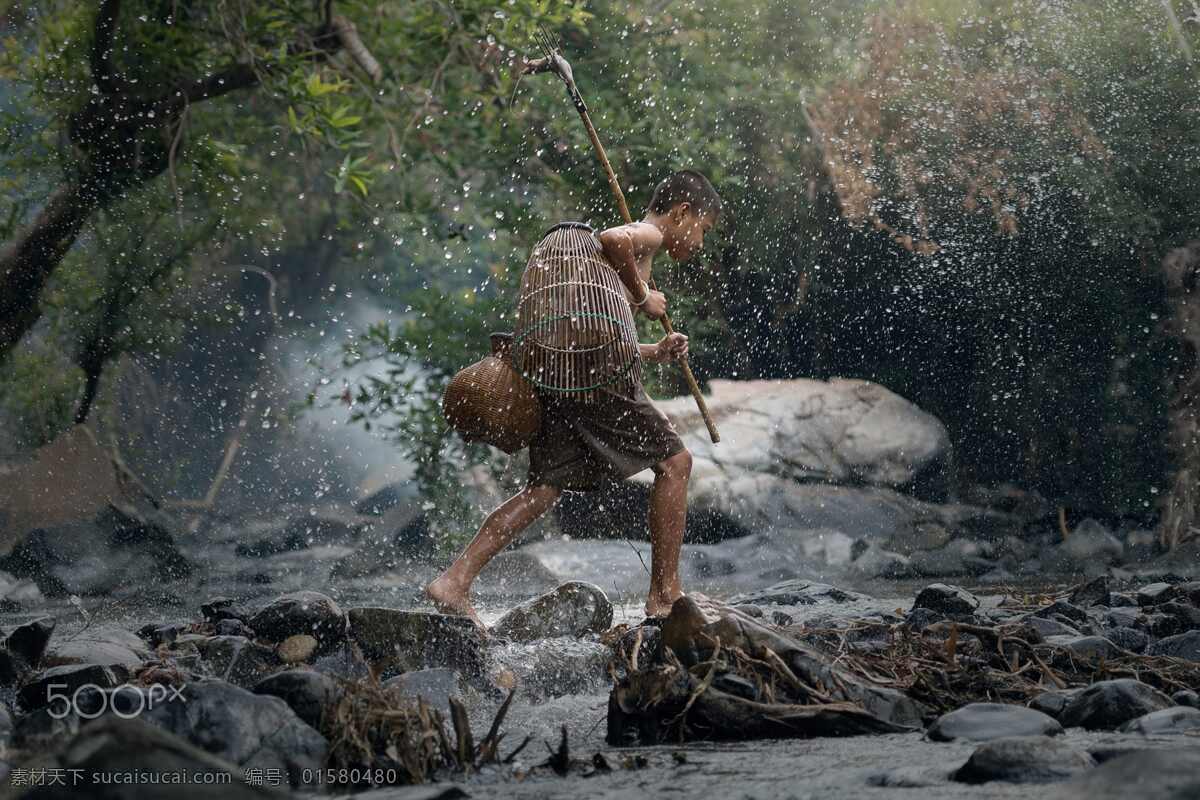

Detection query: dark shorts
(527, 386), (686, 492)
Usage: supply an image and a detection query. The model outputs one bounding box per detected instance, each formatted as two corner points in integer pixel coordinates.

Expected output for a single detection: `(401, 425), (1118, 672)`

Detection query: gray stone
(0, 502), (193, 598)
(139, 679), (326, 788)
(1069, 577), (1111, 608)
(194, 635), (279, 687)
(850, 544), (911, 579)
(1057, 519), (1124, 565)
(44, 624), (150, 669)
(927, 703), (1062, 742)
(1147, 630), (1200, 660)
(1172, 689), (1199, 708)
(728, 579), (868, 607)
(1029, 689), (1082, 719)
(1104, 626), (1148, 653)
(24, 715), (287, 799)
(252, 668), (342, 731)
(490, 581), (613, 642)
(383, 667), (462, 713)
(18, 663), (128, 711)
(5, 616), (55, 669)
(347, 607), (486, 677)
(1059, 679), (1173, 730)
(954, 735), (1096, 784)
(200, 597), (251, 624)
(1024, 617), (1080, 639)
(1045, 635), (1124, 660)
(913, 584), (980, 616)
(247, 591), (346, 652)
(1119, 706), (1200, 735)
(1060, 748), (1200, 800)
(1032, 601), (1090, 625)
(1136, 582), (1179, 607)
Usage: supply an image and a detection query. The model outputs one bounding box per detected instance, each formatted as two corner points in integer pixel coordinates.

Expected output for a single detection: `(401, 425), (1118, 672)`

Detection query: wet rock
(1060, 748), (1200, 800)
(1029, 689), (1082, 719)
(1025, 616), (1080, 638)
(1053, 519), (1124, 567)
(1103, 626), (1148, 653)
(0, 616), (56, 682)
(44, 623), (150, 669)
(1147, 630), (1200, 660)
(139, 622), (183, 648)
(383, 667), (463, 713)
(490, 581), (613, 642)
(23, 716), (283, 800)
(849, 543), (911, 579)
(953, 735), (1096, 784)
(1069, 577), (1111, 608)
(253, 669), (342, 730)
(1172, 689), (1199, 708)
(1045, 635), (1124, 661)
(1105, 606), (1141, 628)
(1032, 600), (1090, 625)
(729, 579), (868, 606)
(492, 637), (613, 701)
(1136, 582), (1179, 607)
(18, 663), (128, 711)
(1059, 679), (1173, 730)
(1108, 592), (1136, 607)
(0, 502), (193, 597)
(903, 607), (945, 631)
(347, 607), (486, 677)
(926, 703), (1062, 742)
(200, 596), (251, 624)
(913, 584), (979, 616)
(655, 377), (951, 493)
(12, 705), (82, 749)
(139, 679), (327, 788)
(194, 635), (279, 687)
(276, 633), (319, 664)
(1119, 706), (1200, 735)
(1150, 602), (1200, 636)
(247, 591), (346, 653)
(215, 619), (256, 638)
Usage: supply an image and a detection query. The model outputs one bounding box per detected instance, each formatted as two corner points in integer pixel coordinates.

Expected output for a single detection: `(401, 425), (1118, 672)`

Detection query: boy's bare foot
(644, 589), (684, 618)
(426, 575), (487, 632)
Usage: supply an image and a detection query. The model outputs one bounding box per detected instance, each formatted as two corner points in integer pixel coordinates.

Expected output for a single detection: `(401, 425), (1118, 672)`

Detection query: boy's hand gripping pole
(523, 29), (721, 444)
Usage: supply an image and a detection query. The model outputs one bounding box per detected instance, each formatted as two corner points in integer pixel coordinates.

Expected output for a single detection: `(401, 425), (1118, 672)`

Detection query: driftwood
(607, 596), (922, 745)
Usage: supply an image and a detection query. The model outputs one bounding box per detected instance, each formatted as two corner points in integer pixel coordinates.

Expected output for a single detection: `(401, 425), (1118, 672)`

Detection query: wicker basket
(442, 332), (541, 453)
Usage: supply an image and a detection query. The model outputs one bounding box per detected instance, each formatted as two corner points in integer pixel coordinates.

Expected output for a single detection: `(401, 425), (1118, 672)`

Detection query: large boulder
(1148, 630), (1200, 660)
(44, 624), (151, 669)
(1119, 706), (1200, 735)
(655, 378), (951, 493)
(253, 669), (343, 730)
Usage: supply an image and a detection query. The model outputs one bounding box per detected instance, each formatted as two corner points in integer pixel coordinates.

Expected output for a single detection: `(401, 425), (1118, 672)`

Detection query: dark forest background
(1, 0), (1196, 547)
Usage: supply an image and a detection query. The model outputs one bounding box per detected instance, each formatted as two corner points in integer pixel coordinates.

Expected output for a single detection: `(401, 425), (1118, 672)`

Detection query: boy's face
(664, 203), (717, 262)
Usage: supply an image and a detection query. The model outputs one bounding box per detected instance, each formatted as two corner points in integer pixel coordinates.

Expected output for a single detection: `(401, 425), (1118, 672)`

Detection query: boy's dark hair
(647, 170), (722, 217)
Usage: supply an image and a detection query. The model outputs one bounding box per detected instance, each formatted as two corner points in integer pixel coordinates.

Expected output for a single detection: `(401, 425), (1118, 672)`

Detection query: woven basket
(442, 333), (541, 453)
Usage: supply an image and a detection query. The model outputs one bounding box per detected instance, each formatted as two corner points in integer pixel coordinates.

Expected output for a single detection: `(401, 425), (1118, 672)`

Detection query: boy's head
(645, 170), (721, 261)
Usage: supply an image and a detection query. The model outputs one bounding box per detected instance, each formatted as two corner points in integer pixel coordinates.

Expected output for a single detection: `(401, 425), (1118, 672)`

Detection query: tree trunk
(0, 180), (100, 358)
(1162, 241), (1200, 550)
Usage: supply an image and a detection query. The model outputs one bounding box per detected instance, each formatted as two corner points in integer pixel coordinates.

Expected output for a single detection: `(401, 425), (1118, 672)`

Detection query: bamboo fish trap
(510, 221), (642, 403)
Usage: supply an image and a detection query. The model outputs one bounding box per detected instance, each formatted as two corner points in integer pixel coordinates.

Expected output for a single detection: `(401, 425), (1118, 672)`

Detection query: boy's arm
(597, 222), (666, 317)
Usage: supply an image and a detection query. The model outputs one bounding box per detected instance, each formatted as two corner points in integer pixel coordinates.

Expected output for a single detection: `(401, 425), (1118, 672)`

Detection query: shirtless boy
(426, 170), (722, 628)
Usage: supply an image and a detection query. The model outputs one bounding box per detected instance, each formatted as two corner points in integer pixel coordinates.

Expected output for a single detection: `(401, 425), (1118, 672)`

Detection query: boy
(427, 170), (722, 628)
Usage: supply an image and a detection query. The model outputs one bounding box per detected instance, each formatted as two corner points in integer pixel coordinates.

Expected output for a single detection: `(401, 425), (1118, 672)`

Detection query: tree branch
(90, 0), (124, 94)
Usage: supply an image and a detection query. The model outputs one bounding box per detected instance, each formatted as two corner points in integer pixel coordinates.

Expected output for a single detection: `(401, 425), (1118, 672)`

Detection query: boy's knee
(656, 448), (692, 480)
(527, 484), (563, 504)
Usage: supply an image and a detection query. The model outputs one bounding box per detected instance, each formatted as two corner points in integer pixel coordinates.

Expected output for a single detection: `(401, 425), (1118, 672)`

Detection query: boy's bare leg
(645, 448), (693, 616)
(425, 484), (561, 629)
